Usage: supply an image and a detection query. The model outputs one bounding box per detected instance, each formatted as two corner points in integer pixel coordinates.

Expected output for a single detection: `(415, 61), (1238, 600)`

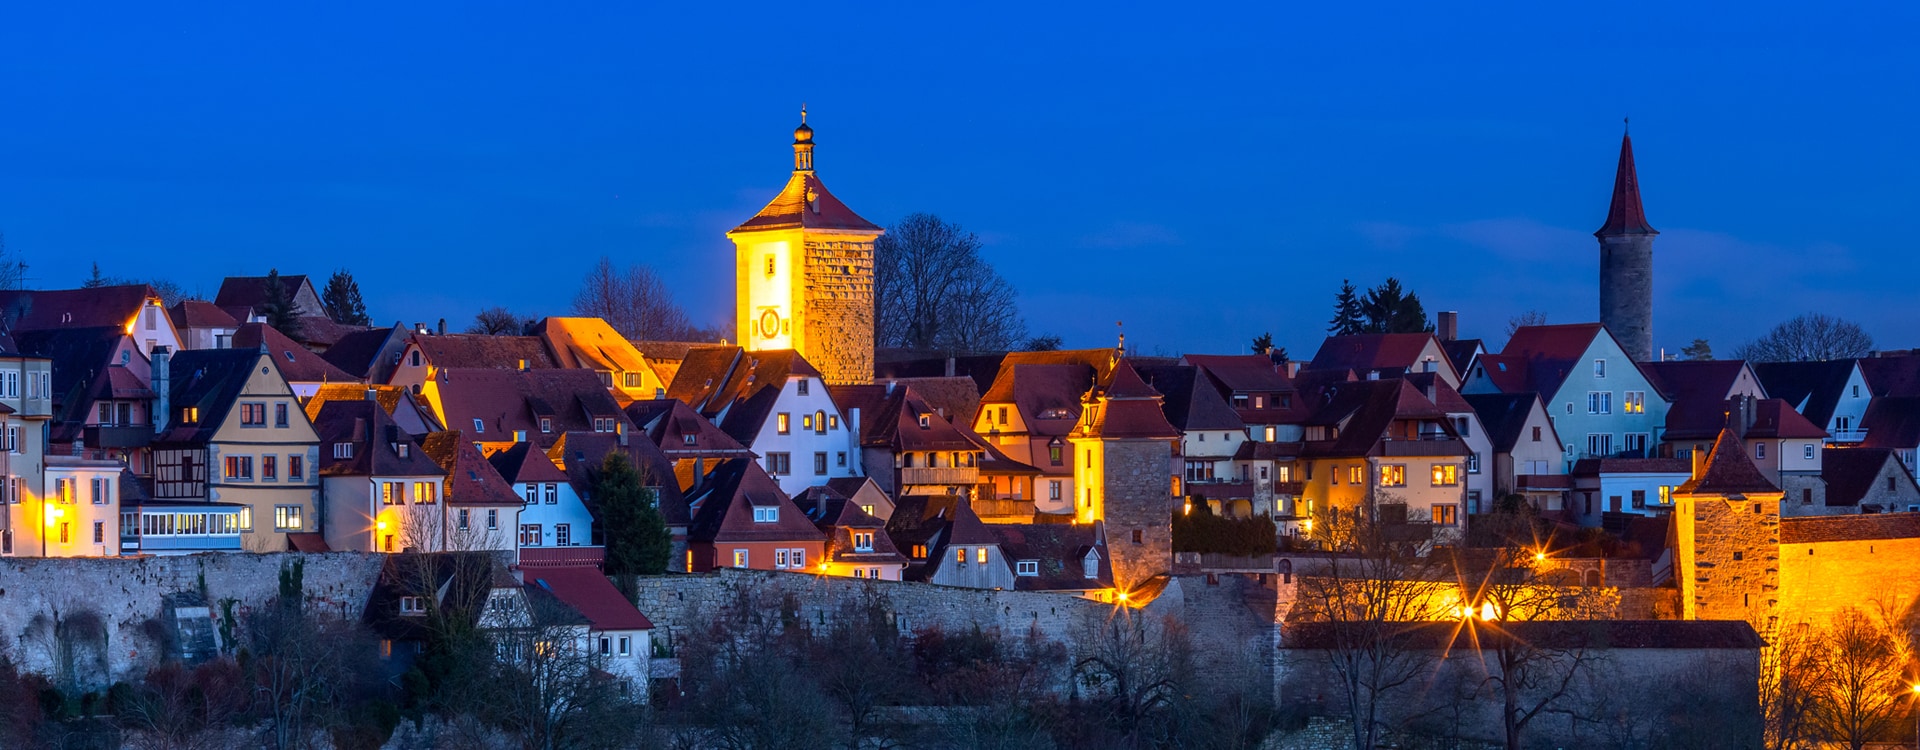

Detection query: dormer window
(397, 443), (410, 458)
(1016, 561), (1039, 576)
(593, 418), (615, 433)
(853, 532), (873, 551)
(473, 419), (485, 433)
(1083, 553), (1099, 579)
(333, 442), (353, 459)
(917, 414), (931, 429)
(539, 418), (552, 433)
(181, 406), (200, 424)
(752, 506), (779, 523)
(399, 596), (427, 616)
(682, 433), (697, 445)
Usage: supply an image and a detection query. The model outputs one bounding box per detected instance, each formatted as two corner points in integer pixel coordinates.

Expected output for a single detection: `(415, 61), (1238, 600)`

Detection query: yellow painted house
(147, 346), (321, 553)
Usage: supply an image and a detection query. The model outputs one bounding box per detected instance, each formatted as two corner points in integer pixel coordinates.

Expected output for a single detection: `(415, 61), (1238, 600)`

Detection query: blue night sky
(2, 2), (1915, 357)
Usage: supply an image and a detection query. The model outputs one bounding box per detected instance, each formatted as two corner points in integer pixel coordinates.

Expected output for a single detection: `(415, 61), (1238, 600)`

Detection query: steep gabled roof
(434, 368), (630, 447)
(626, 398), (751, 458)
(1479, 324), (1609, 397)
(1821, 447), (1908, 508)
(888, 376), (981, 425)
(1596, 133), (1657, 237)
(213, 275), (316, 315)
(312, 400), (443, 477)
(156, 349), (267, 444)
(979, 363), (1092, 437)
(168, 300), (238, 330)
(1074, 360), (1178, 440)
(830, 383), (979, 452)
(304, 384), (407, 423)
(524, 566), (654, 631)
(685, 458), (826, 544)
(807, 496), (908, 565)
(0, 285), (160, 332)
(1305, 334), (1449, 380)
(1858, 355), (1920, 398)
(486, 440), (571, 484)
(15, 326), (134, 435)
(547, 431), (688, 527)
(1861, 396), (1920, 450)
(666, 346), (825, 441)
(1747, 399), (1827, 439)
(321, 325), (404, 380)
(1462, 393), (1544, 452)
(1302, 379), (1457, 457)
(990, 523), (1113, 592)
(1752, 360), (1859, 427)
(1640, 360), (1755, 404)
(233, 323), (355, 385)
(730, 171), (882, 234)
(1136, 365), (1246, 433)
(414, 334), (555, 371)
(1675, 429), (1779, 497)
(1441, 339), (1483, 375)
(533, 317), (650, 376)
(421, 431), (524, 507)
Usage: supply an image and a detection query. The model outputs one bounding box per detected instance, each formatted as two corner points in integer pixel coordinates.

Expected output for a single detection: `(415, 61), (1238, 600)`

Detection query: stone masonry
(1099, 438), (1176, 590)
(1598, 233), (1654, 362)
(802, 236), (874, 386)
(1682, 495), (1781, 630)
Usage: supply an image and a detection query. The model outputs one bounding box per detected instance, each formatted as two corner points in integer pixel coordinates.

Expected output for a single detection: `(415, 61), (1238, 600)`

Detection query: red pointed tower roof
(1675, 428), (1778, 497)
(1595, 129), (1657, 238)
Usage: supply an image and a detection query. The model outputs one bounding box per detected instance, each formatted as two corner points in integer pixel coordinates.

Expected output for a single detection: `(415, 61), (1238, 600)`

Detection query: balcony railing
(1273, 481), (1306, 496)
(1828, 428), (1867, 443)
(900, 467), (979, 486)
(85, 425), (154, 449)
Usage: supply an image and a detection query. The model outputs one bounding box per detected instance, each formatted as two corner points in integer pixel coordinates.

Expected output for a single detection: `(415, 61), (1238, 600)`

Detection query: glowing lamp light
(1481, 602), (1499, 621)
(1533, 551), (1547, 563)
(44, 507), (64, 525)
(376, 520), (389, 532)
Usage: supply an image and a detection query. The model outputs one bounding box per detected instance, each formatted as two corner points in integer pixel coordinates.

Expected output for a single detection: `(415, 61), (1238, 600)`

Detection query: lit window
(733, 549), (748, 568)
(1430, 464), (1458, 487)
(1433, 504), (1458, 526)
(1379, 465), (1405, 488)
(777, 413), (790, 434)
(274, 505), (303, 531)
(414, 482), (437, 504)
(956, 547), (967, 563)
(976, 547), (989, 564)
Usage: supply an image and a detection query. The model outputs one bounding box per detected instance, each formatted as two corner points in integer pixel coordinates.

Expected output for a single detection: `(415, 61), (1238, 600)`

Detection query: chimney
(884, 381), (895, 396)
(945, 357), (956, 377)
(352, 417), (368, 446)
(850, 407), (862, 457)
(151, 346), (171, 436)
(617, 421), (628, 446)
(414, 322), (427, 334)
(437, 318), (446, 335)
(363, 388), (378, 401)
(1437, 312), (1459, 342)
(654, 388), (665, 400)
(1691, 444), (1706, 480)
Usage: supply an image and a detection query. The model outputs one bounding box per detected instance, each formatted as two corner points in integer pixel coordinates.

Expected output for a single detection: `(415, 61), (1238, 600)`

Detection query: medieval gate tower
(1597, 127), (1657, 362)
(728, 110), (883, 385)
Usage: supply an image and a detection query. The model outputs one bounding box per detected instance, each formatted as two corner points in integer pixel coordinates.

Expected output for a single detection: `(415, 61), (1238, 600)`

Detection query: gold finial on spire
(801, 103), (808, 124)
(793, 106), (816, 171)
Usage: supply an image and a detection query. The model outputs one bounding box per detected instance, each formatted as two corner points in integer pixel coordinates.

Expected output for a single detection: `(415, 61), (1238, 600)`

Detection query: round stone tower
(1596, 128), (1657, 362)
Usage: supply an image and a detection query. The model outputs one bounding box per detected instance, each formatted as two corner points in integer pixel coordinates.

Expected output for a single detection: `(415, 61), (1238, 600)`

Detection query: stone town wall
(627, 568), (1123, 652)
(0, 553), (387, 689)
(1779, 535), (1920, 626)
(801, 237), (874, 386)
(1101, 438), (1175, 589)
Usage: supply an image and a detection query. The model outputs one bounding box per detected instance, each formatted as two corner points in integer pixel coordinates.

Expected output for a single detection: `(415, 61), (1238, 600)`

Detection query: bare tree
(1734, 313), (1875, 363)
(1506, 310), (1547, 339)
(1289, 502), (1451, 750)
(673, 583), (837, 749)
(1762, 621), (1828, 750)
(119, 660), (250, 750)
(246, 559), (384, 750)
(485, 589), (645, 750)
(571, 256), (697, 342)
(873, 213), (1026, 354)
(467, 306), (530, 336)
(1811, 607), (1911, 750)
(0, 232), (26, 290)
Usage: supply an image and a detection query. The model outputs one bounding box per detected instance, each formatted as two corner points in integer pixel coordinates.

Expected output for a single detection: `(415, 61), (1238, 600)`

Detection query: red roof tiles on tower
(1596, 132), (1657, 237)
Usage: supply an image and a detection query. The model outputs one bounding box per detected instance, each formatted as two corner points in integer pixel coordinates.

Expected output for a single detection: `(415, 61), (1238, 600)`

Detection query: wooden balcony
(900, 467), (979, 486)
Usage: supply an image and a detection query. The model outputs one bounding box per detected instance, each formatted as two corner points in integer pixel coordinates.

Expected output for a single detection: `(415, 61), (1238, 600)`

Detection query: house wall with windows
(1307, 454), (1469, 540)
(1570, 467), (1689, 526)
(687, 538), (827, 574)
(1492, 401), (1567, 499)
(38, 455), (123, 557)
(511, 479), (593, 549)
(321, 475), (450, 553)
(0, 357), (54, 557)
(750, 373), (861, 496)
(204, 363), (321, 552)
(922, 541), (1016, 589)
(1467, 335), (1670, 468)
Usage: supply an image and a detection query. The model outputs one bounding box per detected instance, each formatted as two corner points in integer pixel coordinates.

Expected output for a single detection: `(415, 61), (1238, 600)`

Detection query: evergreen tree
(321, 269), (370, 326)
(1360, 277), (1433, 334)
(1680, 338), (1714, 361)
(596, 451), (672, 599)
(1251, 332), (1274, 354)
(82, 262), (108, 289)
(1328, 279), (1365, 335)
(259, 268), (303, 340)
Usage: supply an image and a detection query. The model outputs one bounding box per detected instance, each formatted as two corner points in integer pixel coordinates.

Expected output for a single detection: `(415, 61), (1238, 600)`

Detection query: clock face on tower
(758, 309), (783, 340)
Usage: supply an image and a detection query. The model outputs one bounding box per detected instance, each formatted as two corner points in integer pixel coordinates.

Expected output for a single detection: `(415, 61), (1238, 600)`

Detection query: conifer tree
(596, 451), (672, 600)
(1359, 277), (1433, 334)
(82, 262), (108, 289)
(1328, 280), (1365, 335)
(259, 268), (303, 341)
(321, 269), (370, 326)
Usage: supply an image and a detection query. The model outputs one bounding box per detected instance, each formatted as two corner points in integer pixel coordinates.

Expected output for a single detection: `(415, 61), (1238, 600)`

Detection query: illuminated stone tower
(1069, 359), (1179, 590)
(728, 110), (883, 385)
(1597, 126), (1657, 361)
(1672, 428), (1781, 631)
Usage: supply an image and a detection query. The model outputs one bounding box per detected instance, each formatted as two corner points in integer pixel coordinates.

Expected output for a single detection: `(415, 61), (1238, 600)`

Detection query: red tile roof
(1780, 513), (1920, 544)
(1747, 399), (1827, 439)
(421, 431), (525, 507)
(517, 546), (606, 568)
(1821, 447), (1908, 508)
(730, 172), (882, 234)
(0, 285), (160, 331)
(214, 274), (317, 314)
(168, 300), (238, 330)
(312, 400), (444, 478)
(685, 458), (826, 544)
(1676, 429), (1779, 497)
(979, 363), (1092, 437)
(232, 323), (357, 385)
(486, 441), (572, 484)
(413, 334), (555, 371)
(1136, 365), (1245, 432)
(433, 368), (629, 447)
(1075, 360), (1179, 440)
(1595, 132), (1657, 237)
(524, 566), (654, 631)
(1305, 334), (1448, 380)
